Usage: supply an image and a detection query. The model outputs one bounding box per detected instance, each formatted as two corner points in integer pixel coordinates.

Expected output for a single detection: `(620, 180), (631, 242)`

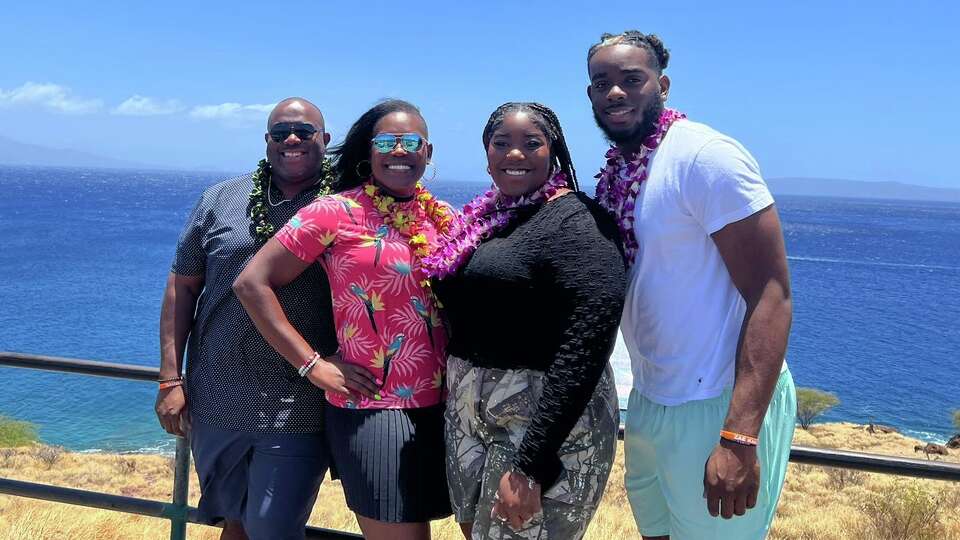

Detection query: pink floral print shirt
(276, 186), (447, 409)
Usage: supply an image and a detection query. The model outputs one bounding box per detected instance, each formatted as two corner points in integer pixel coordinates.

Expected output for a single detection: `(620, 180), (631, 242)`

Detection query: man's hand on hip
(703, 439), (760, 519)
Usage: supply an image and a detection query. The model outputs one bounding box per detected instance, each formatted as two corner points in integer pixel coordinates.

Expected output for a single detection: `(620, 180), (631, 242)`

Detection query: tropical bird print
(410, 297), (435, 349)
(278, 185), (446, 411)
(374, 333), (406, 400)
(338, 196), (361, 224)
(350, 283), (381, 333)
(360, 224), (390, 266)
(391, 261), (412, 276)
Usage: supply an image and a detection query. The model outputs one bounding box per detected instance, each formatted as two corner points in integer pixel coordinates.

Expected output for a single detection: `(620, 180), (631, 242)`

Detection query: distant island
(0, 135), (160, 170)
(768, 177), (960, 203)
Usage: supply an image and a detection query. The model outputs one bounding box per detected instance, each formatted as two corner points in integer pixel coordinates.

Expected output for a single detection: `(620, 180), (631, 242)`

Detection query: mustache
(592, 99), (664, 146)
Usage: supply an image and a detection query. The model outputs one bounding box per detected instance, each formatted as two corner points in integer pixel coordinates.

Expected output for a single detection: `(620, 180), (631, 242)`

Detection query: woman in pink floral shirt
(235, 100), (453, 539)
(274, 173), (448, 410)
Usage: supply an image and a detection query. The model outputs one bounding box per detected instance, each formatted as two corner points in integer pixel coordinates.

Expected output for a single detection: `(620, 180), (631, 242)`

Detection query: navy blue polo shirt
(173, 173), (336, 432)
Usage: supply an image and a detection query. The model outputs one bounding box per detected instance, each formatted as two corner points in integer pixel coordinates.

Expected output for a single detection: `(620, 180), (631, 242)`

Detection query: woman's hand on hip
(492, 470), (542, 531)
(307, 356), (379, 399)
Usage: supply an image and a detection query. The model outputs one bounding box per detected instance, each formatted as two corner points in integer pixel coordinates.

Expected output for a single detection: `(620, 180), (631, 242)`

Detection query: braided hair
(587, 31), (670, 72)
(481, 102), (579, 192)
(328, 99), (427, 191)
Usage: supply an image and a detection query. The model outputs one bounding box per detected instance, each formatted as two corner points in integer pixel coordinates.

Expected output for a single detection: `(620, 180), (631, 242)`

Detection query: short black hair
(328, 99), (426, 191)
(482, 102), (579, 192)
(587, 31), (670, 72)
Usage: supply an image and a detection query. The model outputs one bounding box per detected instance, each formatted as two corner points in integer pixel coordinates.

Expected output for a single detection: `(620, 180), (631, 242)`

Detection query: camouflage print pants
(444, 355), (619, 540)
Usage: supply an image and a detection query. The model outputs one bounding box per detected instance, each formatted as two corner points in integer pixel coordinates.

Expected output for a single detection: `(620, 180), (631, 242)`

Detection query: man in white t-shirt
(587, 31), (797, 539)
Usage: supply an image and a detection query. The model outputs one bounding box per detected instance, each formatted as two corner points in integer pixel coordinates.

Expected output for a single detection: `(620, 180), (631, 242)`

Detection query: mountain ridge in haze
(767, 177), (960, 203)
(0, 135), (185, 171)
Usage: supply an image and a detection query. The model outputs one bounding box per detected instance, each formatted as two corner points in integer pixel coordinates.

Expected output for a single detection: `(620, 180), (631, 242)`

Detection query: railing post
(170, 436), (191, 540)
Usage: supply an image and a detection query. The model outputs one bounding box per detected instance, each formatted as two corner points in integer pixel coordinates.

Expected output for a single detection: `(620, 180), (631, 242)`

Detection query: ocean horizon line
(3, 162), (960, 204)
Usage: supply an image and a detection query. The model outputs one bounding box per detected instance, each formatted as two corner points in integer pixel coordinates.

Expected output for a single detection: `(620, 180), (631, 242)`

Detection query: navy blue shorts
(326, 404), (452, 523)
(189, 419), (329, 540)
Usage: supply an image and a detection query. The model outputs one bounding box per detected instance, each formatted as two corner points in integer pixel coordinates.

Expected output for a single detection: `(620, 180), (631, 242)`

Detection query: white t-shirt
(621, 119), (776, 406)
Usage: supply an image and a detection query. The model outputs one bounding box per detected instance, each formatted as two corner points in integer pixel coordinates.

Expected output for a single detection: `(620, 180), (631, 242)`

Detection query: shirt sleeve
(275, 196), (341, 263)
(679, 138), (774, 234)
(511, 205), (627, 487)
(172, 195), (210, 276)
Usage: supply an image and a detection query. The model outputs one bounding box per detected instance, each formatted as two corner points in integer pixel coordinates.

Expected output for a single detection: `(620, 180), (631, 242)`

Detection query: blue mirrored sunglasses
(371, 133), (426, 154)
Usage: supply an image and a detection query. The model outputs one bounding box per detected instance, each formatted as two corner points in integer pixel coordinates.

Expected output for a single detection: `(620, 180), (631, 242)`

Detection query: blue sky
(1, 1), (957, 188)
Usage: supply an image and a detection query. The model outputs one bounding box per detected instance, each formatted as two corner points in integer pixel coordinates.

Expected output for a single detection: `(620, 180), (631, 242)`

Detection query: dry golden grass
(772, 423), (960, 540)
(0, 423), (957, 539)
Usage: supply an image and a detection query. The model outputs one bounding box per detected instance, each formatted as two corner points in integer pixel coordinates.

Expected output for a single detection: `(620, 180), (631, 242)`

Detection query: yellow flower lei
(362, 181), (455, 305)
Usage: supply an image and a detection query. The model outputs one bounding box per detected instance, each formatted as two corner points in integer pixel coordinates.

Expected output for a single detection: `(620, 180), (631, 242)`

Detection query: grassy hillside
(0, 423), (958, 539)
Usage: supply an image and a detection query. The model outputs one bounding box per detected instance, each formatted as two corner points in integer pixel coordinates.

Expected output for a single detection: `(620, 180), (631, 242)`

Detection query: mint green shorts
(624, 369), (796, 539)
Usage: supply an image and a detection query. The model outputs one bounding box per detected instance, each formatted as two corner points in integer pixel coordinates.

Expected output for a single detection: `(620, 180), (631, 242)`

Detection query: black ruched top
(433, 191), (627, 486)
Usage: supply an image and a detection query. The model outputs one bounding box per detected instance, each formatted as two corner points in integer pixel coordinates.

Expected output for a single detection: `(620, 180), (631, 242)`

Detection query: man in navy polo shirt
(155, 97), (337, 540)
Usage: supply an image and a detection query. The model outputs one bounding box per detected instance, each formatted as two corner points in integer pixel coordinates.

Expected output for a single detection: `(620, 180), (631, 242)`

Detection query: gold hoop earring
(425, 162), (438, 182)
(355, 160), (372, 179)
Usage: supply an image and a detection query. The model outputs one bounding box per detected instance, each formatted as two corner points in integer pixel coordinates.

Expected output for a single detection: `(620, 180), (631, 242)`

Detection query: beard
(592, 98), (664, 148)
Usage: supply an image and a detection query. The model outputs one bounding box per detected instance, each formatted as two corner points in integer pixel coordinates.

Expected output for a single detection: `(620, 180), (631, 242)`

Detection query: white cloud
(189, 102), (275, 122)
(0, 82), (102, 114)
(0, 83), (280, 124)
(113, 95), (184, 116)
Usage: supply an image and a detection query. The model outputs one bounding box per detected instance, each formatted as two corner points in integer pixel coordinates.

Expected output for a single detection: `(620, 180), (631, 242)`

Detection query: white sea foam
(901, 430), (949, 445)
(788, 255), (960, 272)
(75, 439), (177, 456)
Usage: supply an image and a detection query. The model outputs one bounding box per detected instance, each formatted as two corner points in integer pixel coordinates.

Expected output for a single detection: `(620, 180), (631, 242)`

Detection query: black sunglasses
(269, 122), (319, 142)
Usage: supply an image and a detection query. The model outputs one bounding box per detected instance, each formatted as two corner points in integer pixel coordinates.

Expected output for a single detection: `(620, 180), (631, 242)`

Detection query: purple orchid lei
(594, 108), (686, 265)
(420, 171), (570, 279)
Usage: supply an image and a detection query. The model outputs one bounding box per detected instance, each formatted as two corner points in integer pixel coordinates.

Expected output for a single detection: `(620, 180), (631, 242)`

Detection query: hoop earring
(425, 162), (438, 182)
(355, 160), (372, 179)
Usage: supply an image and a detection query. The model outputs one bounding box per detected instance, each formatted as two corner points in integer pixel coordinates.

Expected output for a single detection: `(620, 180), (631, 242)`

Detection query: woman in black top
(430, 103), (626, 539)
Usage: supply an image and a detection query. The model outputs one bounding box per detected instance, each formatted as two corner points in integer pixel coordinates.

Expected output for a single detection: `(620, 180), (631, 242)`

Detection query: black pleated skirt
(325, 404), (452, 523)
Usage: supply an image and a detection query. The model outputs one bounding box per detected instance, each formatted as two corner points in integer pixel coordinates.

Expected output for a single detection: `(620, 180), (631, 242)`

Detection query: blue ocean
(0, 165), (957, 454)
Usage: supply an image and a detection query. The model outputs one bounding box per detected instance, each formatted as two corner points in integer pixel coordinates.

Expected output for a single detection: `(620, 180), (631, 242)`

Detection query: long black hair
(481, 102), (579, 192)
(328, 99), (427, 192)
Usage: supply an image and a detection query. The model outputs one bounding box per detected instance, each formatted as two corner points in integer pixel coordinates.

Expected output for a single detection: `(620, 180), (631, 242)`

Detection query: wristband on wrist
(159, 379), (183, 390)
(720, 430), (759, 447)
(298, 352), (322, 377)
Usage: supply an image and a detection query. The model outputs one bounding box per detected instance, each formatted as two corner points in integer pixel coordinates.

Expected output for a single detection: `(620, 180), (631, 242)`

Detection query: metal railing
(2, 351), (959, 539)
(0, 352), (360, 540)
